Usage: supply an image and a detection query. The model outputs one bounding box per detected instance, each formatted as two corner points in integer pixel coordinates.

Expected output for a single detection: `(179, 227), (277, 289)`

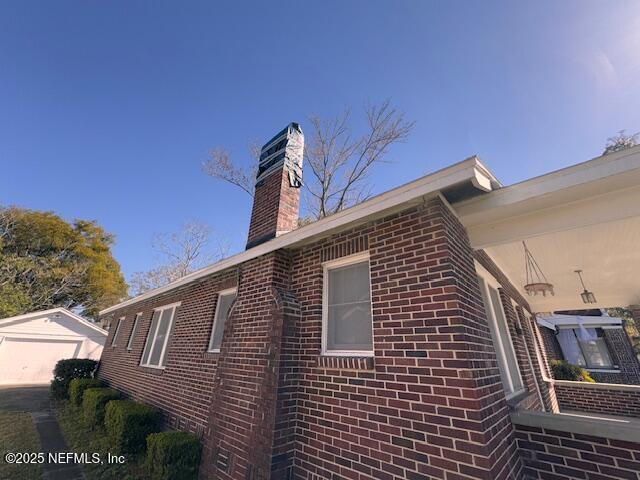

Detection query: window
(140, 303), (180, 368)
(208, 289), (237, 352)
(556, 327), (614, 369)
(322, 253), (373, 356)
(476, 264), (524, 398)
(111, 317), (124, 347)
(126, 313), (142, 351)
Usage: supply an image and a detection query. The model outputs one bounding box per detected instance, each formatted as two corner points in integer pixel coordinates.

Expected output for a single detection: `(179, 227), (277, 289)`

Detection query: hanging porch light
(522, 241), (554, 297)
(574, 269), (597, 304)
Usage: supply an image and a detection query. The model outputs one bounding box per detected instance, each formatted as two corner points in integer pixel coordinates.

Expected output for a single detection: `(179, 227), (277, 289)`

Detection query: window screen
(140, 306), (178, 368)
(111, 318), (124, 346)
(126, 313), (141, 351)
(208, 291), (236, 352)
(325, 259), (373, 353)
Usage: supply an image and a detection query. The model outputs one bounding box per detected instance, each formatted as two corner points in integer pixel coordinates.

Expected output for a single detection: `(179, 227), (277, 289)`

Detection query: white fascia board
(100, 156), (498, 315)
(456, 146), (640, 226)
(0, 308), (107, 336)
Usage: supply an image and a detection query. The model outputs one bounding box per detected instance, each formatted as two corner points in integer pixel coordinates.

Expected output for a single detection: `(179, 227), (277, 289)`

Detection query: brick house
(97, 125), (640, 480)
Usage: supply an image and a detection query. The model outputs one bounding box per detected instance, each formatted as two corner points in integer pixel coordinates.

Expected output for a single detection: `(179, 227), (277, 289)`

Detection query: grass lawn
(0, 412), (42, 480)
(54, 401), (146, 480)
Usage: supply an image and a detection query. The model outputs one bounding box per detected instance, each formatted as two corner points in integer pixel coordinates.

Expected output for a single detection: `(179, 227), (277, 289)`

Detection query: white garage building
(0, 308), (107, 385)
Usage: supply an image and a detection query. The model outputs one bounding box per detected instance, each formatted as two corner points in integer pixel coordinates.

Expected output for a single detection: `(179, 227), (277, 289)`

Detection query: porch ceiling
(484, 216), (640, 311)
(453, 146), (640, 312)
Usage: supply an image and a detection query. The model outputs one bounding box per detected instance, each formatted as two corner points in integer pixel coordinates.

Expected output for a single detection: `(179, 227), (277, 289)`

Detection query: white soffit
(100, 156), (497, 315)
(484, 216), (640, 311)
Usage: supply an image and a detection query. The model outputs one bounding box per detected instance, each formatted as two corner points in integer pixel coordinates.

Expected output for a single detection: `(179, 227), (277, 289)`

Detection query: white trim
(585, 368), (621, 374)
(511, 409), (640, 444)
(0, 307), (107, 336)
(153, 302), (181, 312)
(100, 156), (497, 315)
(475, 262), (525, 398)
(126, 312), (142, 351)
(536, 314), (622, 329)
(111, 317), (125, 347)
(322, 252), (374, 356)
(554, 379), (640, 392)
(207, 288), (238, 353)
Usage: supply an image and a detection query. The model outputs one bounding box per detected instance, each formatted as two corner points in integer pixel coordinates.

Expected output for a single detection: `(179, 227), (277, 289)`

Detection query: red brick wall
(247, 167), (300, 248)
(515, 423), (640, 480)
(554, 382), (640, 417)
(284, 198), (523, 480)
(98, 268), (237, 434)
(98, 196), (558, 479)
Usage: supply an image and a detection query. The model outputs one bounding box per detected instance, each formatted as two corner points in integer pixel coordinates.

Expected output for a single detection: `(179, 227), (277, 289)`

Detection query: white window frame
(322, 252), (374, 357)
(475, 262), (525, 399)
(126, 312), (142, 351)
(207, 288), (237, 353)
(139, 302), (181, 369)
(111, 317), (124, 347)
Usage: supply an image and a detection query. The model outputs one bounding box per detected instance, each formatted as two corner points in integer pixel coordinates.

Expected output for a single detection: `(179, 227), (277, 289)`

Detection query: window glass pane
(149, 308), (172, 366)
(326, 260), (372, 352)
(557, 329), (586, 366)
(141, 311), (161, 365)
(112, 319), (122, 345)
(127, 315), (140, 350)
(488, 286), (523, 393)
(327, 303), (372, 350)
(209, 293), (236, 351)
(160, 310), (177, 367)
(578, 329), (613, 368)
(328, 262), (370, 305)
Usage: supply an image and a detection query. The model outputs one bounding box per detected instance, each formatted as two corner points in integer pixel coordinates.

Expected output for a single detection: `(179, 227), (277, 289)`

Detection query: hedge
(146, 431), (201, 480)
(69, 378), (103, 407)
(82, 387), (120, 428)
(550, 359), (595, 382)
(105, 400), (161, 455)
(51, 359), (98, 399)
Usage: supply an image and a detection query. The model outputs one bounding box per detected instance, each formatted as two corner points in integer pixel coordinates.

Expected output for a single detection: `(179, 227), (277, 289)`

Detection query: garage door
(0, 337), (82, 385)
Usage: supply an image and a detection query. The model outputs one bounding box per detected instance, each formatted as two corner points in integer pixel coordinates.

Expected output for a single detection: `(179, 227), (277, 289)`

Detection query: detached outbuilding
(0, 308), (106, 385)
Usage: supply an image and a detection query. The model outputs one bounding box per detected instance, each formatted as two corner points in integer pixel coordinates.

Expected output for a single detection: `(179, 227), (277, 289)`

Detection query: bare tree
(130, 221), (229, 296)
(202, 100), (414, 220)
(603, 130), (639, 155)
(202, 146), (257, 197)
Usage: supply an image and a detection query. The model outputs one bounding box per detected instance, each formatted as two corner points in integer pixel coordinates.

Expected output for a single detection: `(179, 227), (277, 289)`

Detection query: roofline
(100, 156), (497, 315)
(0, 307), (108, 336)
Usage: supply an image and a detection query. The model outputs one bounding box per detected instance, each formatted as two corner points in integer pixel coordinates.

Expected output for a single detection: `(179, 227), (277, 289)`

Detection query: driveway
(0, 385), (84, 480)
(0, 384), (50, 412)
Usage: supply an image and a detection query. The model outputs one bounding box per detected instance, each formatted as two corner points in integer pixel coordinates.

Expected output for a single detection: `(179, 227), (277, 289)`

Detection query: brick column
(201, 251), (294, 479)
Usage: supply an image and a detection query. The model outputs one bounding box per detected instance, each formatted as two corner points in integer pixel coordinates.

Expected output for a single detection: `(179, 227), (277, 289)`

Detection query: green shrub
(105, 400), (161, 455)
(82, 387), (120, 428)
(146, 431), (201, 480)
(550, 360), (595, 383)
(69, 378), (103, 407)
(51, 359), (98, 399)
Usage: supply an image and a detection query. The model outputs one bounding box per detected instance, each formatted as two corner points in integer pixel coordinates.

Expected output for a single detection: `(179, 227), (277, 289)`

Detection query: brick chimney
(246, 123), (304, 249)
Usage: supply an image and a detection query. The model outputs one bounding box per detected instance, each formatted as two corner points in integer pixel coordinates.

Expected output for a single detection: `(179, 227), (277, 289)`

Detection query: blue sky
(1, 1), (639, 284)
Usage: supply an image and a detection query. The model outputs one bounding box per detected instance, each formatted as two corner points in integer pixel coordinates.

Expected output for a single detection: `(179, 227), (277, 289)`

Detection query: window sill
(140, 365), (166, 374)
(586, 368), (620, 374)
(316, 355), (375, 370)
